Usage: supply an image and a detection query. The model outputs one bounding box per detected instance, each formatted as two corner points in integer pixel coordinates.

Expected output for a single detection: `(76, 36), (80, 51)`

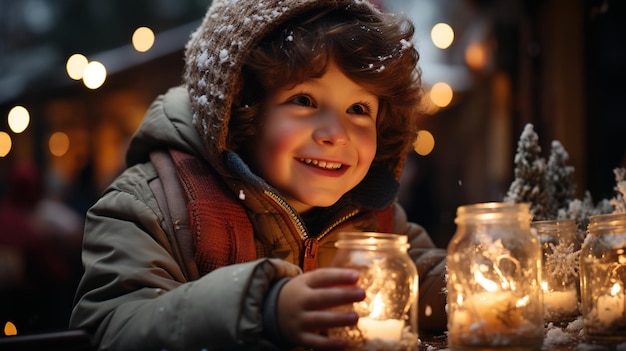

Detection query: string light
(132, 27), (155, 52)
(429, 82), (453, 108)
(66, 53), (88, 80)
(82, 61), (107, 89)
(7, 105), (30, 133)
(465, 42), (488, 71)
(414, 130), (435, 156)
(431, 22), (454, 49)
(49, 132), (70, 157)
(0, 131), (12, 157)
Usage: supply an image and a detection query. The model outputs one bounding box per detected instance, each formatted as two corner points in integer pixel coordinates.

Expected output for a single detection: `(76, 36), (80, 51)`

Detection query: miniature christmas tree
(504, 124), (552, 219)
(546, 140), (576, 216)
(557, 192), (610, 233)
(555, 168), (623, 232)
(506, 124), (624, 227)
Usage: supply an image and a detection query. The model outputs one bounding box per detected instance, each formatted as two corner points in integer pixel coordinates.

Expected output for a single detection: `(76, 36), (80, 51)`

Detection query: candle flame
(516, 295), (530, 307)
(474, 270), (499, 292)
(610, 283), (622, 296)
(370, 293), (385, 319)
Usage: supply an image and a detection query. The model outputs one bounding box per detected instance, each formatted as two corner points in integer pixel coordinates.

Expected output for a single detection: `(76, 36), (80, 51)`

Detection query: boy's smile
(248, 62), (379, 213)
(298, 158), (345, 173)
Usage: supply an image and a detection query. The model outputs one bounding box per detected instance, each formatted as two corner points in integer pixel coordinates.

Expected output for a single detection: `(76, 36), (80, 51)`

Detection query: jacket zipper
(302, 209), (359, 271)
(265, 188), (360, 272)
(264, 190), (307, 237)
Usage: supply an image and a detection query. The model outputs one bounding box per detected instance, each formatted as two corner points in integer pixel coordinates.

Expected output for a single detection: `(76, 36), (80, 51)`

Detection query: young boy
(70, 0), (447, 350)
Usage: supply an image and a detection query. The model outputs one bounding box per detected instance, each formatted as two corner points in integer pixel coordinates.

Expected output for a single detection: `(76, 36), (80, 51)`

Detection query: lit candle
(543, 287), (579, 318)
(356, 292), (405, 342)
(592, 283), (626, 327)
(451, 291), (524, 334)
(357, 317), (404, 342)
(449, 291), (542, 347)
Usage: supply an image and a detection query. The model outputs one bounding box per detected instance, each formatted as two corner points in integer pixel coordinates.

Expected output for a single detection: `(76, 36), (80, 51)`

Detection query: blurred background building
(0, 0), (624, 335)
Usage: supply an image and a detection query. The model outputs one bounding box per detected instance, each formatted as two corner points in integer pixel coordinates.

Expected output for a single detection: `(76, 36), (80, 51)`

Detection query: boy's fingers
(304, 267), (360, 288)
(300, 310), (359, 330)
(304, 286), (365, 310)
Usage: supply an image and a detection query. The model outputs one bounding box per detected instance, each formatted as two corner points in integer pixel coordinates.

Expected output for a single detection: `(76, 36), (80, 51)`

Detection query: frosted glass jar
(532, 219), (580, 323)
(580, 213), (626, 343)
(447, 202), (544, 351)
(328, 232), (419, 351)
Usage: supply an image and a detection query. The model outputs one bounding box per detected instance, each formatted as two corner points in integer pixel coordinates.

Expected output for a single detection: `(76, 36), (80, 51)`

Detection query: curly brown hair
(228, 6), (423, 175)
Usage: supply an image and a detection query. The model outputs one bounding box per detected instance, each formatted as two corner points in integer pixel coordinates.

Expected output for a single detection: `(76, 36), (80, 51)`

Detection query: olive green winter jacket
(69, 86), (447, 350)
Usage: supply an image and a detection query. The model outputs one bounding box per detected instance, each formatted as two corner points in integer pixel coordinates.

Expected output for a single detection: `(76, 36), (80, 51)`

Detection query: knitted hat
(184, 0), (383, 177)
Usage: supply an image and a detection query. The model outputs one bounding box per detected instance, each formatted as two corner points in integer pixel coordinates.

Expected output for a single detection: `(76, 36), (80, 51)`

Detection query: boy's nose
(313, 110), (349, 147)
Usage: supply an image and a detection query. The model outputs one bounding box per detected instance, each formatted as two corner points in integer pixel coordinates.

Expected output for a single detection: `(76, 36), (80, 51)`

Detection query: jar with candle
(580, 213), (626, 343)
(447, 202), (544, 351)
(532, 219), (580, 323)
(328, 232), (419, 351)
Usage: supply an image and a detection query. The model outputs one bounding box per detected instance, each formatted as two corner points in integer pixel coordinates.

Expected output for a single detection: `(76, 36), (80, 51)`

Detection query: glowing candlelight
(592, 283), (626, 327)
(357, 317), (404, 342)
(447, 202), (544, 351)
(449, 273), (543, 347)
(542, 281), (579, 321)
(450, 291), (531, 336)
(357, 294), (404, 342)
(328, 232), (419, 351)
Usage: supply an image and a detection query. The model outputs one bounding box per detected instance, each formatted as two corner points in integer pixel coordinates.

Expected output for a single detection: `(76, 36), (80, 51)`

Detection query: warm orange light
(49, 132), (70, 157)
(0, 131), (11, 157)
(4, 321), (17, 336)
(132, 27), (155, 52)
(413, 130), (435, 156)
(465, 42), (488, 71)
(429, 82), (453, 107)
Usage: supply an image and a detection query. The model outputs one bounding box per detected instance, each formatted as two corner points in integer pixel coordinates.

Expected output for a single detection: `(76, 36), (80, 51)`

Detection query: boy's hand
(277, 268), (365, 350)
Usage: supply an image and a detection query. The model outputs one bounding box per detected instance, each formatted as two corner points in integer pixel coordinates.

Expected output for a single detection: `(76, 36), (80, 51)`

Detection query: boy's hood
(183, 0), (408, 180)
(128, 0), (410, 212)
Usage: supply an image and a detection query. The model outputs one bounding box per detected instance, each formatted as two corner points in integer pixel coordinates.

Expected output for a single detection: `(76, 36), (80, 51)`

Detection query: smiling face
(248, 62), (378, 213)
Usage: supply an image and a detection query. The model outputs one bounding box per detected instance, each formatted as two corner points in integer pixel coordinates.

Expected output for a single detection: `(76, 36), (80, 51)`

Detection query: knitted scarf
(169, 149), (256, 275)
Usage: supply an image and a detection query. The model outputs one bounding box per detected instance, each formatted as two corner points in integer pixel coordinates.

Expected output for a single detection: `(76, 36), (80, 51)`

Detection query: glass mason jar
(327, 232), (419, 351)
(447, 202), (544, 351)
(532, 219), (580, 323)
(580, 213), (626, 343)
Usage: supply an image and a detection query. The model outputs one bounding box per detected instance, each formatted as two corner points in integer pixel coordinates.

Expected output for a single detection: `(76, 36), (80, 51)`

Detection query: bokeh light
(465, 42), (488, 71)
(3, 321), (17, 336)
(66, 53), (89, 80)
(82, 61), (107, 89)
(7, 105), (30, 133)
(0, 132), (12, 157)
(49, 131), (70, 157)
(429, 82), (453, 107)
(431, 22), (454, 49)
(414, 130), (435, 156)
(132, 27), (155, 52)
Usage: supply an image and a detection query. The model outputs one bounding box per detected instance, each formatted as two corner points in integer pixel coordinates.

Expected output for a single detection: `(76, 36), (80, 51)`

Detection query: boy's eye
(289, 95), (315, 107)
(347, 103), (371, 116)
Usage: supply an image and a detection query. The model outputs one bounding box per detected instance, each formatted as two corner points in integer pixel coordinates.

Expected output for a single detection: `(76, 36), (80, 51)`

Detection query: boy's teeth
(300, 158), (342, 170)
